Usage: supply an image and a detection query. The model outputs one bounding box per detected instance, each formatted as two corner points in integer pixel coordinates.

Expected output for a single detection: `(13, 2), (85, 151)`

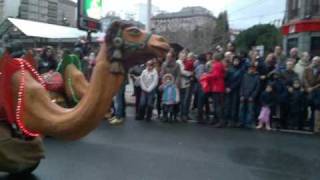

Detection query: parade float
(0, 20), (170, 174)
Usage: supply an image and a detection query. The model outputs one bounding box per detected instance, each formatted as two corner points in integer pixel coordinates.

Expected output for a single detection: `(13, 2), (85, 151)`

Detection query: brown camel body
(0, 21), (169, 174)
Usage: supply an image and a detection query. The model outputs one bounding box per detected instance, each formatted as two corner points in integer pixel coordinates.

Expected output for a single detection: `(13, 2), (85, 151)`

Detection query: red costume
(0, 54), (44, 137)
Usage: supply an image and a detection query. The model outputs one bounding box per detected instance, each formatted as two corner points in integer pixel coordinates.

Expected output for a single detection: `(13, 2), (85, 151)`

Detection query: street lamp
(146, 0), (152, 32)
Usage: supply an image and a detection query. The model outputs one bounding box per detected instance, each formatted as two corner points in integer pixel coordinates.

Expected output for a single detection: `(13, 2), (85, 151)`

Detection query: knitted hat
(162, 73), (175, 83)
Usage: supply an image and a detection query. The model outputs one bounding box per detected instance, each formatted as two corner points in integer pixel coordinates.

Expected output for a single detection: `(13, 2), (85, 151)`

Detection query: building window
(312, 0), (320, 15)
(288, 0), (300, 19)
(311, 37), (320, 56)
(287, 38), (299, 54)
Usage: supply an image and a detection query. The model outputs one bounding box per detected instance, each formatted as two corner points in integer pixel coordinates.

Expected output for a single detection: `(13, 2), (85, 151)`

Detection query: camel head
(105, 20), (170, 74)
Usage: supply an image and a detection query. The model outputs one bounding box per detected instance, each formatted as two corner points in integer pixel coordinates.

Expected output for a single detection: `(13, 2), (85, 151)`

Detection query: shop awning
(6, 18), (103, 39)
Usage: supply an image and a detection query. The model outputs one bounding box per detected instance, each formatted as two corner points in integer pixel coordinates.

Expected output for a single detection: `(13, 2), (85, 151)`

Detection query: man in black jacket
(224, 56), (245, 127)
(239, 65), (260, 128)
(279, 60), (299, 129)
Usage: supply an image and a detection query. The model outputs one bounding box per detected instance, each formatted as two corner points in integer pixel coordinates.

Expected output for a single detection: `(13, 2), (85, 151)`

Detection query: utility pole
(146, 0), (152, 32)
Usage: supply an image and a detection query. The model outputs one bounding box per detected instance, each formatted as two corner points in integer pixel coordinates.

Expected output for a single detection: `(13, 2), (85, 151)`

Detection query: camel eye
(129, 28), (141, 36)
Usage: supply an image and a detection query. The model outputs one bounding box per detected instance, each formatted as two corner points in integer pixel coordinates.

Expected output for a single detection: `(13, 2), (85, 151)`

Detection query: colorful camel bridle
(109, 29), (152, 74)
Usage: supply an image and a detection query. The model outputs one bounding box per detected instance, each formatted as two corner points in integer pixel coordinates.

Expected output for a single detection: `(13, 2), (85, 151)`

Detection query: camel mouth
(150, 44), (170, 58)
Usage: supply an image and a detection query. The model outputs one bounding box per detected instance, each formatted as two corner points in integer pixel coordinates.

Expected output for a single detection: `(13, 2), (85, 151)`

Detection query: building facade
(100, 14), (145, 32)
(282, 0), (320, 56)
(0, 0), (21, 23)
(151, 7), (217, 53)
(57, 0), (77, 27)
(0, 0), (76, 27)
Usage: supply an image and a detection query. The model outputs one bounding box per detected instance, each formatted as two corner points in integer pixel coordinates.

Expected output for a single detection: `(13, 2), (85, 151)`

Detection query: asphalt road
(1, 108), (320, 180)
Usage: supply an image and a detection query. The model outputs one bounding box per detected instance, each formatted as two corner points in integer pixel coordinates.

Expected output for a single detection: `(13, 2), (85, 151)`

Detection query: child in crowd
(257, 83), (275, 130)
(183, 52), (195, 72)
(287, 79), (307, 130)
(268, 71), (288, 129)
(239, 65), (260, 128)
(138, 60), (159, 121)
(160, 74), (180, 123)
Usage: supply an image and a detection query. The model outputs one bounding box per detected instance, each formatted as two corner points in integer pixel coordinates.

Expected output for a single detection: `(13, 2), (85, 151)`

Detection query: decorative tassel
(109, 61), (125, 74)
(112, 49), (123, 59)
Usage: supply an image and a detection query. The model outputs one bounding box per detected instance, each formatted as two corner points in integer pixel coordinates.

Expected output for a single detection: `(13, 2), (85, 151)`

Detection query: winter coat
(269, 78), (288, 104)
(161, 60), (181, 87)
(129, 64), (145, 87)
(304, 66), (320, 90)
(294, 60), (310, 82)
(240, 72), (260, 99)
(161, 83), (180, 105)
(0, 107), (6, 121)
(281, 70), (299, 87)
(225, 65), (244, 92)
(183, 58), (195, 72)
(177, 59), (193, 89)
(140, 69), (159, 93)
(260, 91), (275, 107)
(288, 88), (307, 114)
(275, 55), (287, 73)
(195, 63), (206, 81)
(38, 57), (57, 74)
(208, 60), (225, 93)
(260, 62), (276, 77)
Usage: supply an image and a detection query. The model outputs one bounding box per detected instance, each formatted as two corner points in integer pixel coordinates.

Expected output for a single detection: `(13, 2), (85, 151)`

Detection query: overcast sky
(75, 0), (286, 29)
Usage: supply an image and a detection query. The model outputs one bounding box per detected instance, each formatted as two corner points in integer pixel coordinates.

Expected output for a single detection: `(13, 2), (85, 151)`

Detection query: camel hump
(56, 54), (82, 75)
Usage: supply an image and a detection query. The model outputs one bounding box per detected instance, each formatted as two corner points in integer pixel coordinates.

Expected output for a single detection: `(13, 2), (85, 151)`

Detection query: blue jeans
(224, 90), (240, 124)
(180, 87), (191, 117)
(197, 84), (210, 121)
(139, 90), (156, 120)
(239, 99), (255, 126)
(114, 82), (126, 118)
(211, 93), (224, 122)
(139, 90), (156, 108)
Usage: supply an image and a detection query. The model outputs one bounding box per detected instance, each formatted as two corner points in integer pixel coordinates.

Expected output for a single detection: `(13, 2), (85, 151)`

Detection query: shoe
(266, 123), (272, 131)
(181, 116), (188, 123)
(109, 117), (124, 125)
(227, 122), (235, 128)
(236, 123), (245, 128)
(256, 123), (263, 130)
(214, 122), (225, 128)
(108, 116), (117, 122)
(145, 107), (153, 122)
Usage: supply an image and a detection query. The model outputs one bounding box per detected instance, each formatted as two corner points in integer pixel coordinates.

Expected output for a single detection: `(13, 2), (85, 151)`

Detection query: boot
(137, 107), (145, 121)
(256, 122), (263, 129)
(162, 111), (169, 123)
(146, 107), (153, 122)
(266, 122), (272, 131)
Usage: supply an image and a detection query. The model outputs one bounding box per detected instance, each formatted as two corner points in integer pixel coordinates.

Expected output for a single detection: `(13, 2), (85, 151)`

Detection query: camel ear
(24, 51), (37, 68)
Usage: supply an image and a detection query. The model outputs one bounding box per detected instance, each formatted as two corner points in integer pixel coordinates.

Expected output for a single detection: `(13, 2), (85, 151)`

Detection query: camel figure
(0, 20), (170, 174)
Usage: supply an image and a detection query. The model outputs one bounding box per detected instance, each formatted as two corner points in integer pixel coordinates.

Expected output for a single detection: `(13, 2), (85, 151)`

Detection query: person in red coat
(208, 53), (226, 127)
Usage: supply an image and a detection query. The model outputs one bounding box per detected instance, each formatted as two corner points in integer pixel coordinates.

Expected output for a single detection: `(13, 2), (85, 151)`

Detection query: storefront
(0, 18), (103, 48)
